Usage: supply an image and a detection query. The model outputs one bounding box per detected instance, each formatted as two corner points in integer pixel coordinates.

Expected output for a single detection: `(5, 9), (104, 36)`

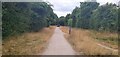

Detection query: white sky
(44, 0), (119, 17)
(1, 0), (119, 17)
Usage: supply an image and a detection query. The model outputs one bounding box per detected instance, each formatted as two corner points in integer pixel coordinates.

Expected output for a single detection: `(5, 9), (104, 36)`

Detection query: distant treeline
(2, 2), (58, 38)
(2, 2), (119, 38)
(58, 2), (118, 32)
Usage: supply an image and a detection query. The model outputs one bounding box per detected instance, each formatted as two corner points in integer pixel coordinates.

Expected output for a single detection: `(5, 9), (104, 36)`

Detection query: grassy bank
(90, 30), (118, 49)
(2, 26), (56, 55)
(60, 26), (118, 55)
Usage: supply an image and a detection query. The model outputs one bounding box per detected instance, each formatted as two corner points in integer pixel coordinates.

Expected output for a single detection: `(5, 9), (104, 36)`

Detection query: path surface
(97, 44), (118, 52)
(42, 27), (76, 55)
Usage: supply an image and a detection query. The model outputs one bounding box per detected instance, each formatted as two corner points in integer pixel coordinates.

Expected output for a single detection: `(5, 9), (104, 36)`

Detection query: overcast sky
(44, 0), (119, 17)
(1, 0), (119, 17)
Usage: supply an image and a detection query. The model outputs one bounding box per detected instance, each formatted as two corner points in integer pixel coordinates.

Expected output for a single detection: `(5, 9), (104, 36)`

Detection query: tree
(71, 7), (80, 27)
(2, 2), (58, 38)
(70, 2), (99, 28)
(66, 2), (118, 33)
(79, 2), (99, 29)
(56, 16), (66, 26)
(91, 3), (118, 32)
(118, 8), (120, 32)
(2, 3), (31, 37)
(65, 14), (71, 26)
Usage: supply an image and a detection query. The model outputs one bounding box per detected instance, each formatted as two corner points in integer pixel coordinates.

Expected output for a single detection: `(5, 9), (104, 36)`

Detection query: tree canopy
(2, 2), (58, 38)
(2, 2), (119, 38)
(64, 2), (118, 32)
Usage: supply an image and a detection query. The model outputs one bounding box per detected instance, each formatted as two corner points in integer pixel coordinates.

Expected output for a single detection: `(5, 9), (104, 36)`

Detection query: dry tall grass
(0, 40), (1, 56)
(90, 30), (118, 49)
(2, 26), (56, 55)
(60, 26), (118, 55)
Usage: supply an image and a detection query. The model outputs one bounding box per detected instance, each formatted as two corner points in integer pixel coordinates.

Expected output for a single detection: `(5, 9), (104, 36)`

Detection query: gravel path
(42, 27), (76, 55)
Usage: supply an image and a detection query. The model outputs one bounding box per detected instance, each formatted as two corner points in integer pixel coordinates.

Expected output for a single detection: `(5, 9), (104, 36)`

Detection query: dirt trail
(42, 27), (76, 55)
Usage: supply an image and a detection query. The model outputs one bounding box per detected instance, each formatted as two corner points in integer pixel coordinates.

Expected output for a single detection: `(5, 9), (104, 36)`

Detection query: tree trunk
(69, 26), (71, 34)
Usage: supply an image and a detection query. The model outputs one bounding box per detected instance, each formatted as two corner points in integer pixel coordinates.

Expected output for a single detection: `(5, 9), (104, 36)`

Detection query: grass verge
(90, 30), (118, 49)
(2, 26), (56, 55)
(60, 26), (118, 55)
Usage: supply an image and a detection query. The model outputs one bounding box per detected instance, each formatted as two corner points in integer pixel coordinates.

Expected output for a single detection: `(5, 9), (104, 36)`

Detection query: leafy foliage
(2, 2), (58, 38)
(68, 19), (72, 27)
(118, 7), (120, 32)
(67, 2), (118, 32)
(91, 3), (118, 32)
(71, 7), (80, 27)
(57, 16), (66, 26)
(78, 2), (99, 29)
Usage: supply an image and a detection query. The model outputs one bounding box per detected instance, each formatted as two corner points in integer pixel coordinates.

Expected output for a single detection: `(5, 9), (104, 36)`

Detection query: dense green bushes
(60, 2), (118, 32)
(75, 2), (118, 32)
(91, 3), (118, 32)
(2, 2), (58, 38)
(118, 7), (120, 33)
(2, 2), (118, 38)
